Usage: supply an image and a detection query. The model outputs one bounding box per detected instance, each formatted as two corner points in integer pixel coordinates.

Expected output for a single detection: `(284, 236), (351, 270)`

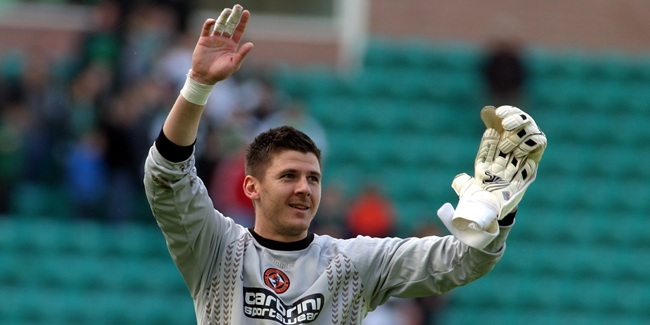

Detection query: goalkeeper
(143, 4), (547, 325)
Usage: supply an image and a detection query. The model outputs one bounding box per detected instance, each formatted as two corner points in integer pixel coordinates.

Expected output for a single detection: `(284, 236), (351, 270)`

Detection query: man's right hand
(162, 5), (253, 146)
(190, 4), (254, 85)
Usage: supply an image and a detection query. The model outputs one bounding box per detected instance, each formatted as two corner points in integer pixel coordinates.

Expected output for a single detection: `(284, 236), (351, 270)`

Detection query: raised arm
(163, 4), (253, 146)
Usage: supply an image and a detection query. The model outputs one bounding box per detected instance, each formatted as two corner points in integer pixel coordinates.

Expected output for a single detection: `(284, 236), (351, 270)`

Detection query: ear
(243, 175), (260, 200)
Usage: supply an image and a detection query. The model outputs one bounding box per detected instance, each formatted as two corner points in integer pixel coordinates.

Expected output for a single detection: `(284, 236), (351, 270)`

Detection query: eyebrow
(278, 168), (321, 178)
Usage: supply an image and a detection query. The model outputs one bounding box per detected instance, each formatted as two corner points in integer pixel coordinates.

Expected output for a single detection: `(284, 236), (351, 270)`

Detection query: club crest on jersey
(264, 268), (290, 294)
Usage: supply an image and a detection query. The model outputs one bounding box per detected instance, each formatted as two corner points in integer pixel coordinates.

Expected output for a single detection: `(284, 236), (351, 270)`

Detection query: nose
(295, 177), (311, 196)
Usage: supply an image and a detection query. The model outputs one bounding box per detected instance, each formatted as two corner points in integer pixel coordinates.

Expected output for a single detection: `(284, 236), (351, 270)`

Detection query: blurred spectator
(345, 183), (396, 238)
(99, 78), (165, 223)
(65, 128), (108, 219)
(255, 100), (329, 158)
(157, 0), (194, 34)
(208, 128), (255, 227)
(203, 76), (247, 129)
(78, 0), (125, 74)
(66, 63), (113, 140)
(481, 38), (527, 107)
(20, 52), (69, 184)
(239, 73), (284, 126)
(119, 3), (177, 85)
(154, 31), (195, 90)
(0, 96), (30, 213)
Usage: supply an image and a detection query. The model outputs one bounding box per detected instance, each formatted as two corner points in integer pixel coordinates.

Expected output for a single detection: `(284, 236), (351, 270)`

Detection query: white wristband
(180, 71), (215, 106)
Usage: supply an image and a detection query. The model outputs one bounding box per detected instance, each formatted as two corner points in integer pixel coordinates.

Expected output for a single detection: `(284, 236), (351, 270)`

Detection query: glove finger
(451, 173), (472, 196)
(495, 105), (545, 155)
(499, 122), (545, 155)
(475, 128), (500, 164)
(511, 133), (547, 162)
(515, 159), (538, 187)
(501, 111), (532, 132)
(489, 150), (519, 181)
(495, 105), (524, 124)
(480, 106), (504, 132)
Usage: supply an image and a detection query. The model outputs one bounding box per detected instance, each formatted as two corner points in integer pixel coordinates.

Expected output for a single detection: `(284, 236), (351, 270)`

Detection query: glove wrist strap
(452, 198), (498, 232)
(437, 203), (499, 250)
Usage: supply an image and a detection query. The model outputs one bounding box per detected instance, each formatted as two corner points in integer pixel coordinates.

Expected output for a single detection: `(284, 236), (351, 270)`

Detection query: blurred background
(1, 0), (650, 324)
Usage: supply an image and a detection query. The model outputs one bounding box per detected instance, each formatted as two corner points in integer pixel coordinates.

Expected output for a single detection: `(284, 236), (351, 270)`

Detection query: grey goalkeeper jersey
(144, 141), (512, 325)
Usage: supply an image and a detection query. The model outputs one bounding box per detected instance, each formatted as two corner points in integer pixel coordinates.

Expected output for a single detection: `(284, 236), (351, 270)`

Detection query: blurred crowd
(0, 0), (329, 225)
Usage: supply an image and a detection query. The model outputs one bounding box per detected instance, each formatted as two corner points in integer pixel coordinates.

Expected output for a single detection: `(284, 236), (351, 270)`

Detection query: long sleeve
(344, 227), (511, 310)
(143, 135), (245, 297)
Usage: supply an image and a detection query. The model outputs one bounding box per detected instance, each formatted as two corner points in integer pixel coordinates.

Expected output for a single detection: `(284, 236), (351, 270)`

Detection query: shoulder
(311, 234), (409, 259)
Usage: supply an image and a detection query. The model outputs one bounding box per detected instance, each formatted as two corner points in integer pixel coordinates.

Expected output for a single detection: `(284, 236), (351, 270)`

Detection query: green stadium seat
(9, 218), (75, 254)
(537, 141), (589, 178)
(0, 217), (20, 250)
(0, 250), (19, 285)
(350, 98), (414, 133)
(106, 223), (168, 258)
(440, 305), (518, 325)
(449, 272), (572, 311)
(308, 96), (362, 129)
(524, 171), (580, 210)
(273, 66), (344, 100)
(585, 51), (634, 82)
(607, 113), (650, 145)
(133, 258), (187, 294)
(561, 278), (628, 314)
(348, 68), (432, 100)
(500, 241), (595, 278)
(597, 209), (650, 244)
(618, 248), (650, 282)
(364, 38), (482, 75)
(625, 56), (650, 85)
(363, 38), (411, 69)
(400, 100), (483, 137)
(526, 48), (592, 81)
(326, 130), (385, 168)
(9, 183), (72, 219)
(321, 162), (366, 197)
(65, 220), (116, 256)
(34, 253), (105, 290)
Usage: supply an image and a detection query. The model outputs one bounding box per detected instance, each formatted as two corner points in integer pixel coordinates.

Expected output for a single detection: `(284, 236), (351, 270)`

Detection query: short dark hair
(245, 126), (322, 178)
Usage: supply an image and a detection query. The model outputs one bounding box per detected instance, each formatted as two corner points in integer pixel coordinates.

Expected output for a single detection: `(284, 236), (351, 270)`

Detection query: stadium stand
(2, 34), (650, 324)
(0, 217), (195, 325)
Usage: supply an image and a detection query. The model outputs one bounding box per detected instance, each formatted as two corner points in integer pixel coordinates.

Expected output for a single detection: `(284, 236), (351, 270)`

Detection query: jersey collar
(248, 228), (315, 251)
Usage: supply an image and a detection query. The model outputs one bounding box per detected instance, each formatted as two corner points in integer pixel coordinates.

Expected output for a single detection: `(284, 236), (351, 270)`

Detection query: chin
(287, 217), (312, 233)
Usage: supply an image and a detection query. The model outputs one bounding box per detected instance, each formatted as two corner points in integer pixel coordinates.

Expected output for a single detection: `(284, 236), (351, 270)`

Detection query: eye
(308, 175), (321, 184)
(281, 173), (295, 180)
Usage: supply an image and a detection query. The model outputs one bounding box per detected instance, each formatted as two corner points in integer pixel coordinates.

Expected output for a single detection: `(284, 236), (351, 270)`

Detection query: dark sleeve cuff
(154, 129), (195, 163)
(498, 210), (516, 227)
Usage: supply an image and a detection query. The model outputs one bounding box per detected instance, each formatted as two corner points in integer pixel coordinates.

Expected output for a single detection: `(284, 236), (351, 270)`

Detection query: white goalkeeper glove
(438, 105), (547, 249)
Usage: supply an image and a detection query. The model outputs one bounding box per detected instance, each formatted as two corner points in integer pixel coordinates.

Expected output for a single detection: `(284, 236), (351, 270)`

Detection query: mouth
(289, 203), (310, 211)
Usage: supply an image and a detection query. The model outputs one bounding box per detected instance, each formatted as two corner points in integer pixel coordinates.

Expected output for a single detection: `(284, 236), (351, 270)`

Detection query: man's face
(250, 150), (321, 241)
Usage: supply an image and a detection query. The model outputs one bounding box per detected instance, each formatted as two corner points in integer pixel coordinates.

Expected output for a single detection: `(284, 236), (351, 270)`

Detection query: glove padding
(439, 105), (546, 248)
